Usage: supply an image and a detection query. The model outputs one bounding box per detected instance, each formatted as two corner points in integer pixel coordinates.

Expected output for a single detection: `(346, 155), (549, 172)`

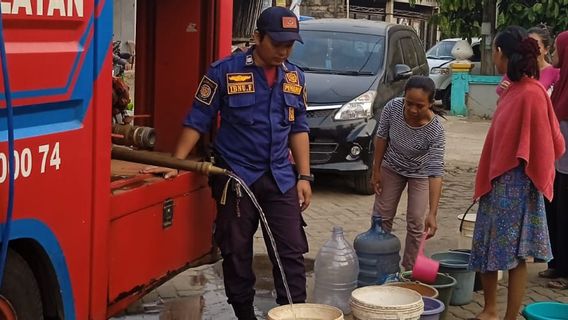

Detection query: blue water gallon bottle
(313, 226), (359, 314)
(353, 215), (401, 286)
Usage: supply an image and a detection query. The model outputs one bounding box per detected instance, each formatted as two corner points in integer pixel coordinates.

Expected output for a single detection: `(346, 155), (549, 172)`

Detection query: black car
(289, 19), (429, 194)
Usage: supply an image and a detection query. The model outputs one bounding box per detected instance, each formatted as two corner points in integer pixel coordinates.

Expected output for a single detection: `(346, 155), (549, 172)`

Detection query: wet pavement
(114, 117), (568, 320)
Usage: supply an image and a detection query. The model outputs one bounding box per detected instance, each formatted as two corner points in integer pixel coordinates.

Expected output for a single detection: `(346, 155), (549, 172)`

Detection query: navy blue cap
(257, 7), (303, 44)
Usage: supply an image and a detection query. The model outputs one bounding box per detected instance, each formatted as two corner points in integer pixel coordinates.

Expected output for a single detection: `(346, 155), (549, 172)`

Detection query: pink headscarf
(551, 31), (568, 120)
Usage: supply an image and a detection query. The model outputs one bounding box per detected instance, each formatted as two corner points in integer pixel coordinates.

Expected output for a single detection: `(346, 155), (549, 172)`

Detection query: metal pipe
(111, 146), (228, 176)
(112, 123), (156, 149)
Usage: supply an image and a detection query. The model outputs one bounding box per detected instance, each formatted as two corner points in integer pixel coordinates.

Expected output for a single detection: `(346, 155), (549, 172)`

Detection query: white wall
(113, 0), (136, 42)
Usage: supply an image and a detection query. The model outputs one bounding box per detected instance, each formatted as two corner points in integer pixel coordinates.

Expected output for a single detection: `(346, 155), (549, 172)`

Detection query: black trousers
(546, 171), (568, 277)
(210, 171), (308, 306)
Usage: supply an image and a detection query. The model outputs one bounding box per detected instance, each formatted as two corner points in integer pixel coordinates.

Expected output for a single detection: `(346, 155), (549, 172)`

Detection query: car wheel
(354, 168), (374, 195)
(442, 86), (451, 110)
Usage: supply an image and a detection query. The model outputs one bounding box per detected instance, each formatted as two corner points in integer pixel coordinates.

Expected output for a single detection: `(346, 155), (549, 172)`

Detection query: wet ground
(112, 117), (568, 320)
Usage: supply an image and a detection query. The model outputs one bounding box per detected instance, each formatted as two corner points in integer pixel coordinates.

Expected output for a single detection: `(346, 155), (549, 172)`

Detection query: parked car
(426, 38), (481, 108)
(289, 19), (429, 194)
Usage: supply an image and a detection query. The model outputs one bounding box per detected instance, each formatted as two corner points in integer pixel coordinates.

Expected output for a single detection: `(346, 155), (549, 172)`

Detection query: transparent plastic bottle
(353, 215), (401, 286)
(313, 226), (359, 315)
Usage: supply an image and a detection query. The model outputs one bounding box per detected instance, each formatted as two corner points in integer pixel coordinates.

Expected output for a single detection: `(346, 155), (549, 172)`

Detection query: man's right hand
(140, 166), (179, 179)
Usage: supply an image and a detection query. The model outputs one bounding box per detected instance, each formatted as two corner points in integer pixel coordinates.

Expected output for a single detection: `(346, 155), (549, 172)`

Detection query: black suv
(289, 19), (429, 194)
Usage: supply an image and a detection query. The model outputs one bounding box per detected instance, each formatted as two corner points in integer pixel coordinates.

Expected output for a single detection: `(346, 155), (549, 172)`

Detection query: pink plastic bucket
(412, 233), (439, 284)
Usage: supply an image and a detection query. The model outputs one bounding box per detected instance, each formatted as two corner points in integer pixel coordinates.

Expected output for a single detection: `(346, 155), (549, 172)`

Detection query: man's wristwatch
(297, 174), (315, 183)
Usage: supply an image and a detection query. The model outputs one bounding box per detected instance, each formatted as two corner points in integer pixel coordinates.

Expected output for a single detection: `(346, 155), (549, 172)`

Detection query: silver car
(426, 38), (481, 108)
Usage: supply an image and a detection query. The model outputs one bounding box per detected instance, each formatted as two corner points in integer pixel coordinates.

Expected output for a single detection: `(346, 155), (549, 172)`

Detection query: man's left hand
(297, 180), (312, 211)
(424, 213), (438, 239)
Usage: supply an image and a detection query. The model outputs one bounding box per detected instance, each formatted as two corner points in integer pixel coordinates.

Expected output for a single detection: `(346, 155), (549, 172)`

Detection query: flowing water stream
(226, 172), (297, 320)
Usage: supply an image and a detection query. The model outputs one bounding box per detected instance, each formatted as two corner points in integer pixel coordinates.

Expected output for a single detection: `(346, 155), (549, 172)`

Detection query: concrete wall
(301, 0), (345, 18)
(467, 84), (498, 119)
(113, 0), (136, 42)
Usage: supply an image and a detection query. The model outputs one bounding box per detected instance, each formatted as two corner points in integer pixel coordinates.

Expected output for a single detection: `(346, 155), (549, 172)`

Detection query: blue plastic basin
(523, 302), (568, 320)
(421, 297), (445, 320)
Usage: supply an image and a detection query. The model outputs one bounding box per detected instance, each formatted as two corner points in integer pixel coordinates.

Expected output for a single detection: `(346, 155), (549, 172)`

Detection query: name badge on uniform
(285, 71), (299, 84)
(283, 83), (302, 95)
(245, 55), (254, 66)
(227, 73), (255, 95)
(195, 75), (218, 106)
(288, 107), (295, 122)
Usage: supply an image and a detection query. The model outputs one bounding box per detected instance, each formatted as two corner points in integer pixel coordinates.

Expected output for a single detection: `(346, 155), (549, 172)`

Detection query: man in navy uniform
(143, 6), (312, 320)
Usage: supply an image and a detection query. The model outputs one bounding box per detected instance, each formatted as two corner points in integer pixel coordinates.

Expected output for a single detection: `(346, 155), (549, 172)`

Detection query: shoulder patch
(195, 75), (218, 106)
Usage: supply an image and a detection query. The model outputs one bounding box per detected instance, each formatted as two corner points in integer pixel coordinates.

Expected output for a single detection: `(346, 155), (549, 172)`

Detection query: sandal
(538, 268), (560, 279)
(547, 278), (568, 289)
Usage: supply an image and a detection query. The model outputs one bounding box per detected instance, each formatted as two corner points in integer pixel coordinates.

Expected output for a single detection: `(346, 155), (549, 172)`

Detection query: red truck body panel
(0, 0), (232, 318)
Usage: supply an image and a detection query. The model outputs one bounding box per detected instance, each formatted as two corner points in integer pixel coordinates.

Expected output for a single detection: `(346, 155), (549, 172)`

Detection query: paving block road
(116, 117), (567, 320)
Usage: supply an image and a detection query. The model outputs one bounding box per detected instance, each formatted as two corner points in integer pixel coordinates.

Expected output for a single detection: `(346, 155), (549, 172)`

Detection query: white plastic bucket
(457, 213), (476, 250)
(350, 286), (424, 320)
(456, 214), (503, 281)
(267, 303), (344, 320)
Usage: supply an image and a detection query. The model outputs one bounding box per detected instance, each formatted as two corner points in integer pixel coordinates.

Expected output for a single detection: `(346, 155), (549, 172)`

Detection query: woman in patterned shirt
(371, 75), (445, 270)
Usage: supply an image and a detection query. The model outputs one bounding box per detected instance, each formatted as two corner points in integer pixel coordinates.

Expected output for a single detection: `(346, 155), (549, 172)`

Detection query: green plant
(429, 0), (483, 40)
(498, 0), (568, 35)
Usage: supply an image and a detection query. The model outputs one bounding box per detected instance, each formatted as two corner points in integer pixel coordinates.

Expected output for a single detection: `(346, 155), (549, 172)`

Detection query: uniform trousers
(210, 170), (308, 306)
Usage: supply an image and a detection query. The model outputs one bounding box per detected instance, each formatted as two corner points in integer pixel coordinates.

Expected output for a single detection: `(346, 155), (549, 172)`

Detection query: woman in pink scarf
(496, 25), (560, 96)
(469, 26), (565, 320)
(545, 30), (568, 290)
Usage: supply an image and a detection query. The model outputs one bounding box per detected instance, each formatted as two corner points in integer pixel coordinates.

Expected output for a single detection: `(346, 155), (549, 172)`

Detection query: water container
(313, 226), (359, 315)
(420, 297), (445, 320)
(431, 251), (475, 306)
(350, 286), (424, 320)
(353, 215), (401, 286)
(523, 302), (568, 320)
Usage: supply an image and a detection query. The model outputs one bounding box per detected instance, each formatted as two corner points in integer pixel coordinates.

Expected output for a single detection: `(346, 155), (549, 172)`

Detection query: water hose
(111, 146), (228, 176)
(0, 12), (16, 288)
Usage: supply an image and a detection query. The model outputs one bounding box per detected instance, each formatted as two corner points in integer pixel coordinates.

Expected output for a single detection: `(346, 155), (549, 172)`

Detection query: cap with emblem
(256, 6), (303, 44)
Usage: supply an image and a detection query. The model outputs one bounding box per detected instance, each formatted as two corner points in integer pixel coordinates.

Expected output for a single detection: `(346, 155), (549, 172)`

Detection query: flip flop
(547, 278), (568, 290)
(538, 268), (560, 279)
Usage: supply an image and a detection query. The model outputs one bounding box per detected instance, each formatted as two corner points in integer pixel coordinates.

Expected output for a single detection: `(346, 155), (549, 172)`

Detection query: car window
(412, 36), (427, 66)
(400, 37), (418, 68)
(391, 39), (404, 66)
(426, 41), (456, 60)
(290, 31), (385, 75)
(471, 43), (481, 62)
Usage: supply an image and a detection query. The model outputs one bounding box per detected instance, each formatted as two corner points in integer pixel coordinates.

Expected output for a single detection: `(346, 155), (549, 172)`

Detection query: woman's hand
(424, 213), (438, 239)
(371, 167), (382, 195)
(140, 166), (179, 179)
(498, 79), (511, 91)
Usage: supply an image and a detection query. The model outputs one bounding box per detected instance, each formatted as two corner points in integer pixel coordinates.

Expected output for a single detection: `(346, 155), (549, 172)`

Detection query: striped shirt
(376, 97), (445, 178)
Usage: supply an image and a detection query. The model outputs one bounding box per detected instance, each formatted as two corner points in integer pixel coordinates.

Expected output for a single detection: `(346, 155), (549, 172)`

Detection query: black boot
(231, 302), (257, 320)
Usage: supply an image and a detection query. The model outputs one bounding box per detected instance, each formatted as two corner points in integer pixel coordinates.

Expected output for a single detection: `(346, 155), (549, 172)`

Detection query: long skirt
(469, 166), (552, 272)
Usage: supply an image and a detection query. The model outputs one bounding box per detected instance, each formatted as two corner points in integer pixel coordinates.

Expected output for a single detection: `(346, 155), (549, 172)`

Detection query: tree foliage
(430, 0), (483, 40)
(498, 0), (568, 35)
(431, 0), (568, 40)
